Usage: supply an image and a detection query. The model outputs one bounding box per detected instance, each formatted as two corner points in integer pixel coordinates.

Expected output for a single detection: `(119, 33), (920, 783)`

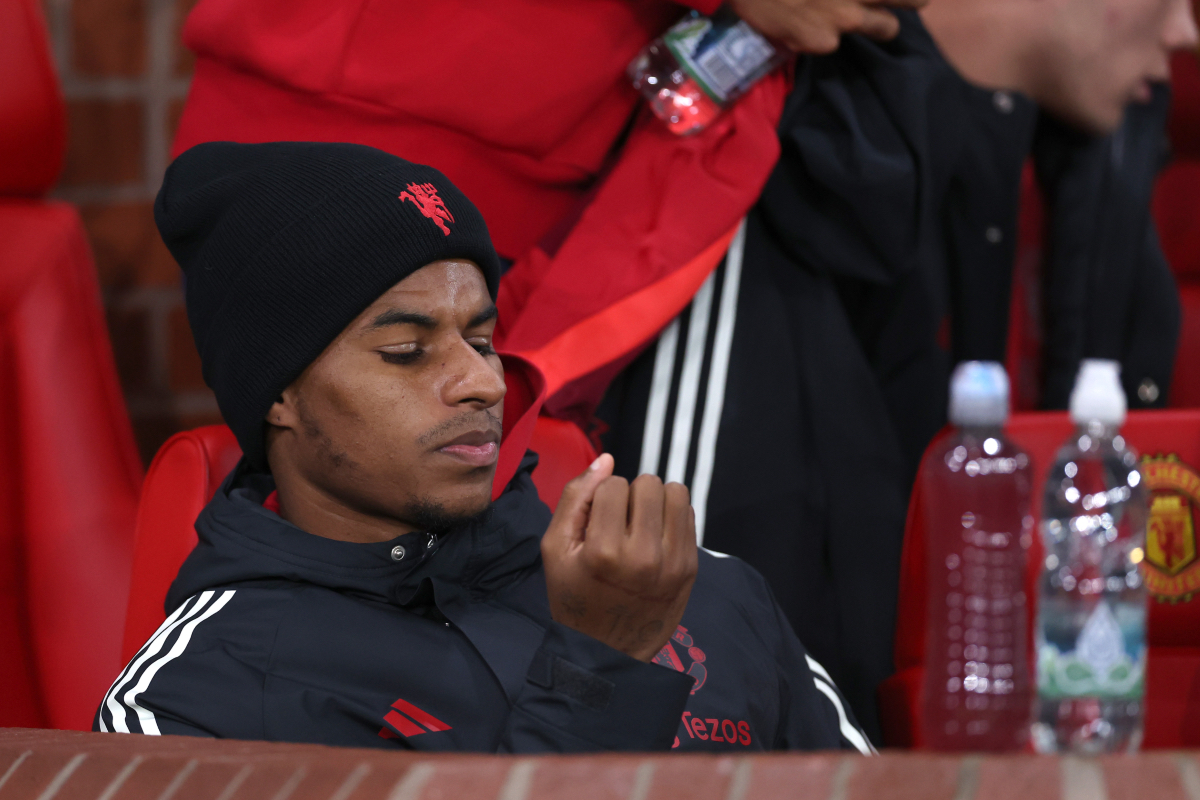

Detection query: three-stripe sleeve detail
(637, 218), (746, 545)
(98, 590), (236, 735)
(805, 654), (876, 755)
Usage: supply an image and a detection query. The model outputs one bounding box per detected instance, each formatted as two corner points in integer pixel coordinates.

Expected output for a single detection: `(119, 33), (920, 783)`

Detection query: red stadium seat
(1155, 51), (1200, 407)
(881, 410), (1200, 749)
(120, 413), (595, 664)
(0, 0), (143, 731)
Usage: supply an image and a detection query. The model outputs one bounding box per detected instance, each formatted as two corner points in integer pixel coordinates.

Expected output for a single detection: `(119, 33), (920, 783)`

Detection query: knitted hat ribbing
(155, 141), (502, 469)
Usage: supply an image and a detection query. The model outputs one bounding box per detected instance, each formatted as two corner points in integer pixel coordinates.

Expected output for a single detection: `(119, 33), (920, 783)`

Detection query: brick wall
(4, 729), (1200, 800)
(42, 0), (216, 465)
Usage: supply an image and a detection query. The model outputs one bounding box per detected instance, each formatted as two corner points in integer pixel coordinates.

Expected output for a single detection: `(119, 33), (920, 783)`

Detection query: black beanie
(155, 141), (503, 470)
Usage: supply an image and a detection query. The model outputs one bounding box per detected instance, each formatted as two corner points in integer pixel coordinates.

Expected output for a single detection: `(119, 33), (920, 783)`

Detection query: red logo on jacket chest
(399, 182), (455, 236)
(378, 697), (452, 740)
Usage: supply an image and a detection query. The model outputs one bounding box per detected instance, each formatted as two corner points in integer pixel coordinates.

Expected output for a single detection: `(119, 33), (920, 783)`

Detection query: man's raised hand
(542, 454), (698, 663)
(730, 0), (929, 55)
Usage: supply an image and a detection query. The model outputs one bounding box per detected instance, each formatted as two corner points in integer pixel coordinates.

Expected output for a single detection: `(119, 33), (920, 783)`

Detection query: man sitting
(94, 141), (870, 753)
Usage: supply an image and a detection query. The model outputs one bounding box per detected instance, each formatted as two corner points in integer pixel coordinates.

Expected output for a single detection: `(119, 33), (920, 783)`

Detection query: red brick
(174, 0), (201, 76)
(80, 203), (179, 289)
(527, 756), (642, 800)
(974, 756), (1060, 800)
(168, 304), (206, 392)
(1102, 753), (1190, 800)
(0, 751), (88, 797)
(37, 752), (143, 799)
(640, 755), (740, 800)
(408, 758), (511, 800)
(62, 101), (143, 186)
(168, 98), (187, 146)
(105, 754), (197, 800)
(343, 760), (421, 800)
(846, 754), (959, 800)
(745, 754), (839, 799)
(72, 0), (145, 76)
(218, 763), (308, 800)
(277, 762), (369, 800)
(130, 413), (186, 466)
(105, 304), (151, 393)
(178, 409), (224, 431)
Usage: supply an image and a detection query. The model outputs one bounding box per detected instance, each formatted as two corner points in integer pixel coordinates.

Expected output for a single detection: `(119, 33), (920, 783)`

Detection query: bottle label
(1037, 601), (1146, 699)
(663, 14), (777, 103)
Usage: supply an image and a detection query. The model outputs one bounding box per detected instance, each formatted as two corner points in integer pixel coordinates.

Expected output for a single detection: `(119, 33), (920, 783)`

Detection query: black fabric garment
(599, 11), (1178, 744)
(94, 453), (871, 754)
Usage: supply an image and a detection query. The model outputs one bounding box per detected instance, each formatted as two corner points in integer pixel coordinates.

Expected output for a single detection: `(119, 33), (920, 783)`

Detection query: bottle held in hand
(628, 10), (787, 136)
(920, 361), (1034, 751)
(1034, 360), (1148, 754)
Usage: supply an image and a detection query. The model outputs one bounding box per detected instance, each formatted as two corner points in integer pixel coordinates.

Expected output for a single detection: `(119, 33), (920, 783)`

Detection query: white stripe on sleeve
(120, 590), (236, 735)
(805, 654), (876, 755)
(101, 592), (214, 733)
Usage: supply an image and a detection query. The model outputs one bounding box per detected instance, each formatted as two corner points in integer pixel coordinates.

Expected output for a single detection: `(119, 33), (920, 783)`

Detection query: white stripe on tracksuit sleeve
(806, 654), (876, 754)
(98, 590), (236, 734)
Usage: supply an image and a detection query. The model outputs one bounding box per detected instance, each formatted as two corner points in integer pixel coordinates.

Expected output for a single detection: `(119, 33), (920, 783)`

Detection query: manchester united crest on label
(1140, 454), (1200, 603)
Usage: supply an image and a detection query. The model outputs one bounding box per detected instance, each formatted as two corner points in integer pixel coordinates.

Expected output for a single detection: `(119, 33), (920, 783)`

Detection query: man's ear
(267, 385), (302, 431)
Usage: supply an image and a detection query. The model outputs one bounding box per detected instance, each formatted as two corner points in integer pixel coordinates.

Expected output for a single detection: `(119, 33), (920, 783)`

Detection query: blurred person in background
(598, 0), (1199, 743)
(170, 0), (925, 262)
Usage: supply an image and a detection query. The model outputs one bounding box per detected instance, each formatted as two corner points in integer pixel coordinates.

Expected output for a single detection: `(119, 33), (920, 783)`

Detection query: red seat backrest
(120, 425), (241, 663)
(0, 0), (65, 196)
(120, 416), (596, 663)
(883, 409), (1200, 748)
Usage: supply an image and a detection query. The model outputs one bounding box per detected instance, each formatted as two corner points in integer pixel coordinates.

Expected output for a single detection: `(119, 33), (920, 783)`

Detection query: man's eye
(380, 349), (423, 365)
(472, 341), (497, 356)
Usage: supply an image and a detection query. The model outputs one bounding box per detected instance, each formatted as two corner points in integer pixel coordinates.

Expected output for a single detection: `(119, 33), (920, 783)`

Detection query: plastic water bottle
(920, 362), (1034, 751)
(628, 10), (787, 136)
(1034, 359), (1148, 754)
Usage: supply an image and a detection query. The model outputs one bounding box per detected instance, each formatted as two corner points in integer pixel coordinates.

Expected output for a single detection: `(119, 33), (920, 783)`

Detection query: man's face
(268, 260), (505, 533)
(1037, 0), (1197, 132)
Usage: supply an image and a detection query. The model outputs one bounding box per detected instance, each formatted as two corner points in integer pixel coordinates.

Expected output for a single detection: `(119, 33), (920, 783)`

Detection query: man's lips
(437, 430), (500, 467)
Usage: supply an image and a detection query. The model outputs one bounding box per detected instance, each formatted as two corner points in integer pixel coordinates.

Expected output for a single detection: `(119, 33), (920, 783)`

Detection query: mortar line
(386, 762), (435, 800)
(826, 756), (856, 800)
(96, 755), (144, 800)
(34, 753), (87, 800)
(496, 759), (536, 800)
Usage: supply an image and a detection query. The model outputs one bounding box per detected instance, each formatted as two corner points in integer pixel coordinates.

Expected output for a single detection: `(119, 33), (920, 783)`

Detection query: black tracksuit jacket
(95, 454), (870, 753)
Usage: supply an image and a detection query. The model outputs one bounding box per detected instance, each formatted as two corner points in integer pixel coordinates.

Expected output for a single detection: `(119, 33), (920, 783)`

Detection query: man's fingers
(549, 453), (614, 542)
(626, 474), (666, 575)
(661, 482), (696, 574)
(853, 7), (902, 40)
(584, 475), (631, 570)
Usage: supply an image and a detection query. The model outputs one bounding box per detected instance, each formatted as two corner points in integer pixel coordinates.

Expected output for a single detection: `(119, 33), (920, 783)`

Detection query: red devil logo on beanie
(399, 182), (455, 236)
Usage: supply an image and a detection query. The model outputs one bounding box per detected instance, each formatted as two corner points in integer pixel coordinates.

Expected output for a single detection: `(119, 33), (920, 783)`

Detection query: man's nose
(1164, 0), (1200, 52)
(442, 340), (506, 409)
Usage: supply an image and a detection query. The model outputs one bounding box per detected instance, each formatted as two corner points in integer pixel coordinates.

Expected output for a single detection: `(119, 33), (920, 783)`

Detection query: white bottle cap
(949, 361), (1010, 427)
(1069, 359), (1126, 426)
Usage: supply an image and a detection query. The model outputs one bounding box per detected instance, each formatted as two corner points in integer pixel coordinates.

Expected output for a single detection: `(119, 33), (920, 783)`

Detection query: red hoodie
(174, 0), (720, 257)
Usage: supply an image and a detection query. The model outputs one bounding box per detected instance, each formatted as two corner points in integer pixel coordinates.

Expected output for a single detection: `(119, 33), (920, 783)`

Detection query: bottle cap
(1069, 359), (1126, 426)
(949, 361), (1009, 427)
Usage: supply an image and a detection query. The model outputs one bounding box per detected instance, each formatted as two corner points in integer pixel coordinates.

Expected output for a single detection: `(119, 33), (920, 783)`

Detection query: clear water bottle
(628, 10), (787, 136)
(1034, 359), (1148, 754)
(920, 362), (1034, 751)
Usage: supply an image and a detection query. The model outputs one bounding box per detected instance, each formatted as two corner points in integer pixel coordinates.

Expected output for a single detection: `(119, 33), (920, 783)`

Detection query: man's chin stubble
(402, 496), (492, 534)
